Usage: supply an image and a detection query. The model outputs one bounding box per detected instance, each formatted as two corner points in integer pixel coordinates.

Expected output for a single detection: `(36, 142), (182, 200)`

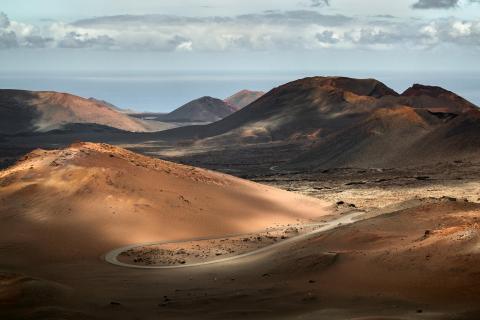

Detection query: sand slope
(1, 145), (480, 319)
(0, 142), (330, 263)
(269, 199), (480, 308)
(0, 90), (151, 134)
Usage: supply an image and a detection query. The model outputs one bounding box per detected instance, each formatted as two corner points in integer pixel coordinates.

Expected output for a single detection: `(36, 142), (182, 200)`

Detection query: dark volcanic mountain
(159, 96), (236, 123)
(2, 77), (479, 171)
(224, 90), (265, 110)
(0, 90), (151, 134)
(152, 76), (480, 169)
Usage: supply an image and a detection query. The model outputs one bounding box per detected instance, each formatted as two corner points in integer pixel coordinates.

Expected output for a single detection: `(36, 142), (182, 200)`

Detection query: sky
(1, 0), (480, 73)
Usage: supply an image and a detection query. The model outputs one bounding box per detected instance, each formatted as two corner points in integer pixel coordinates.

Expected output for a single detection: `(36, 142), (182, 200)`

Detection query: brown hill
(0, 142), (334, 319)
(400, 84), (477, 113)
(153, 77), (402, 141)
(151, 76), (480, 169)
(0, 90), (151, 134)
(224, 90), (265, 110)
(159, 96), (236, 123)
(0, 142), (330, 262)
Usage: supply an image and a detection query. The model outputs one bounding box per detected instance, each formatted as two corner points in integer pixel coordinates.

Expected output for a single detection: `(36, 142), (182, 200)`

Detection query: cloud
(63, 11), (353, 51)
(0, 12), (10, 28)
(22, 35), (54, 48)
(419, 18), (480, 46)
(0, 31), (17, 48)
(316, 30), (340, 44)
(73, 11), (352, 28)
(0, 12), (55, 49)
(353, 29), (403, 44)
(412, 0), (460, 9)
(58, 32), (115, 48)
(1, 10), (480, 52)
(310, 0), (330, 7)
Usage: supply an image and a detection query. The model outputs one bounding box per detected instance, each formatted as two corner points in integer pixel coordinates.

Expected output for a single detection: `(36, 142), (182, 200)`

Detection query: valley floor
(2, 198), (480, 320)
(2, 142), (480, 319)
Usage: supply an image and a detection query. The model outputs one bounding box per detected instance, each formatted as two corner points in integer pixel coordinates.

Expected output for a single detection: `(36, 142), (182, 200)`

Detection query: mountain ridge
(0, 89), (152, 134)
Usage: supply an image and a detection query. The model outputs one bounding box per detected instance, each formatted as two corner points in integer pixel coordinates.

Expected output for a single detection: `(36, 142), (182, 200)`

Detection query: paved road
(104, 211), (364, 269)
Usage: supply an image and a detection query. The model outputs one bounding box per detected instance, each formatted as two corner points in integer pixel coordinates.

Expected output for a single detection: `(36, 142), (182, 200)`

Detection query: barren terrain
(1, 143), (480, 320)
(2, 77), (480, 319)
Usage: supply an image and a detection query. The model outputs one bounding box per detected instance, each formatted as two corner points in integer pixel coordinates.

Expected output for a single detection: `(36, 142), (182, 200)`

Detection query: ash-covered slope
(0, 90), (150, 134)
(152, 76), (480, 169)
(153, 77), (401, 141)
(160, 96), (236, 123)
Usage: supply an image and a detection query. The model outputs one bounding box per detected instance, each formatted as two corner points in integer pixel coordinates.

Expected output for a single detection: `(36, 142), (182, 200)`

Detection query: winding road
(104, 211), (364, 269)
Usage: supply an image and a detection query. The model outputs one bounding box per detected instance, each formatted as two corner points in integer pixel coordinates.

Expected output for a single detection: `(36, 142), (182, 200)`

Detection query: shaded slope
(150, 76), (480, 169)
(224, 90), (265, 110)
(0, 142), (330, 262)
(152, 76), (401, 142)
(401, 84), (477, 113)
(160, 96), (236, 123)
(0, 90), (150, 134)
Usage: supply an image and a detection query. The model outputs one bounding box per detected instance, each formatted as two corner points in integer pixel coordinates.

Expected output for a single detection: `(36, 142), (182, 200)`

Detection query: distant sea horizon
(1, 70), (479, 113)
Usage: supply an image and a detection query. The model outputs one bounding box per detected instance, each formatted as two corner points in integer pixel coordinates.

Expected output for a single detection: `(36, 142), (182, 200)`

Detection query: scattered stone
(415, 176), (429, 181)
(442, 196), (457, 202)
(301, 293), (317, 302)
(345, 181), (366, 186)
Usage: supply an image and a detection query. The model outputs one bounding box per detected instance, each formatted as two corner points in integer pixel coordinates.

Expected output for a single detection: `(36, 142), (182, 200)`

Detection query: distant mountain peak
(0, 89), (150, 134)
(282, 76), (399, 98)
(160, 96), (235, 123)
(401, 83), (477, 113)
(402, 84), (456, 98)
(224, 90), (265, 110)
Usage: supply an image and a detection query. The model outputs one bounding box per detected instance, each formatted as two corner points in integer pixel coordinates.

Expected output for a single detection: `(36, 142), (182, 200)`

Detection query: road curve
(104, 211), (364, 269)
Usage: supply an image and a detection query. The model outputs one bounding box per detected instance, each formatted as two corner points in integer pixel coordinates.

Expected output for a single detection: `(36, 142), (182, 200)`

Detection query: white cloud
(412, 0), (460, 9)
(1, 11), (480, 52)
(0, 12), (10, 28)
